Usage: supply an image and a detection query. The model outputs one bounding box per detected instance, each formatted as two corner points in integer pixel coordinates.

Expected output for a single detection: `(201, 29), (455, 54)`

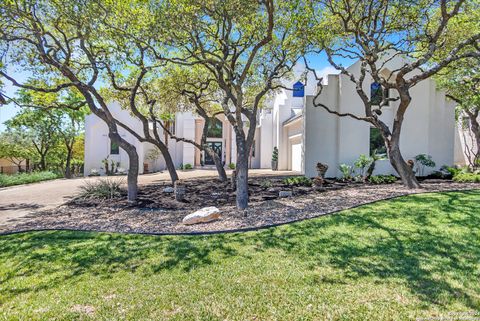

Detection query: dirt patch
(0, 178), (478, 235)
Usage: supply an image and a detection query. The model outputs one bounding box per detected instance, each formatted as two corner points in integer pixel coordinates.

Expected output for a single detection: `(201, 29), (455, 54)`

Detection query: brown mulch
(0, 178), (478, 235)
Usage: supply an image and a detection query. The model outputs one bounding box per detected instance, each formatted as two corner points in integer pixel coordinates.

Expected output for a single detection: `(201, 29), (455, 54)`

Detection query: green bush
(183, 163), (193, 170)
(0, 171), (59, 187)
(260, 180), (273, 189)
(283, 176), (312, 187)
(440, 165), (459, 177)
(338, 164), (354, 180)
(228, 163), (236, 169)
(78, 178), (124, 199)
(452, 173), (480, 183)
(414, 154), (436, 176)
(368, 175), (397, 184)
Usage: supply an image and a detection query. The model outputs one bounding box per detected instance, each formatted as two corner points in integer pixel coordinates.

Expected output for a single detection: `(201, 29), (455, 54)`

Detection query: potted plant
(271, 147), (279, 171)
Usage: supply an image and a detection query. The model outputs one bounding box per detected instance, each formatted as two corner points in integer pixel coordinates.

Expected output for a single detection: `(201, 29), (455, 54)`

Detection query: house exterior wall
(304, 75), (340, 178)
(84, 59), (457, 178)
(303, 61), (456, 178)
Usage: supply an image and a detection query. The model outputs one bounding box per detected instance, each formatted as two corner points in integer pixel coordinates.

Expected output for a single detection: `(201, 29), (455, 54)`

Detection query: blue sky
(0, 51), (352, 132)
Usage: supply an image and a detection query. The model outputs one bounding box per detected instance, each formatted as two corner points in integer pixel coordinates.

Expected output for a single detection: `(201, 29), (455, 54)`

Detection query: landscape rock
(163, 187), (174, 193)
(279, 190), (293, 198)
(182, 206), (221, 225)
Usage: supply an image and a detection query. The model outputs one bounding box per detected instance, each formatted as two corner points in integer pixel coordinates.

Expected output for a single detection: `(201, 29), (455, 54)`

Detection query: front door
(205, 142), (222, 165)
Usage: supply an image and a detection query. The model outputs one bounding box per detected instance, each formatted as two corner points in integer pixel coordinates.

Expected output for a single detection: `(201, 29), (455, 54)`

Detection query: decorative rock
(279, 190), (293, 198)
(182, 207), (221, 225)
(316, 162), (329, 178)
(163, 187), (174, 193)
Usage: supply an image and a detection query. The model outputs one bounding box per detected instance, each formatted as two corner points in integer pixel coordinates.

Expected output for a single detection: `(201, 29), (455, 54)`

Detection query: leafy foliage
(338, 164), (354, 180)
(414, 154), (436, 177)
(354, 154), (373, 177)
(282, 176), (312, 187)
(272, 147), (279, 162)
(368, 175), (397, 185)
(0, 171), (59, 187)
(453, 173), (480, 183)
(78, 179), (125, 200)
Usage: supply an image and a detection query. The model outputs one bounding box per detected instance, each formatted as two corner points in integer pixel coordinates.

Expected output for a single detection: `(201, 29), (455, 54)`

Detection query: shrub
(283, 176), (312, 187)
(368, 175), (397, 184)
(452, 173), (480, 183)
(414, 154), (436, 176)
(228, 163), (236, 169)
(260, 180), (273, 189)
(78, 178), (124, 199)
(338, 164), (354, 180)
(354, 154), (373, 177)
(441, 165), (460, 177)
(271, 147), (278, 162)
(89, 168), (100, 177)
(183, 163), (193, 170)
(0, 171), (59, 187)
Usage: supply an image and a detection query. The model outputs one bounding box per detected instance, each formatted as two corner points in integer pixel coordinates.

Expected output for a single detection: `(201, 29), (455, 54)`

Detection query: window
(370, 127), (386, 156)
(371, 82), (389, 106)
(293, 81), (305, 97)
(207, 118), (223, 138)
(110, 140), (119, 155)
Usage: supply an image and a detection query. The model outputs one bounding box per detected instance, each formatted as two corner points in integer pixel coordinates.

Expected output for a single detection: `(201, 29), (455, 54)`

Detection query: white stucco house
(84, 57), (458, 178)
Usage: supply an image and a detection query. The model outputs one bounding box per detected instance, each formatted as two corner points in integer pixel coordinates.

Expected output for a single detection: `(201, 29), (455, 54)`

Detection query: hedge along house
(84, 57), (457, 177)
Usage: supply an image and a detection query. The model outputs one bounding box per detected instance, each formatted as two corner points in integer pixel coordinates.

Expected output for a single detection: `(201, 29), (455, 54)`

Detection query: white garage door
(291, 143), (302, 172)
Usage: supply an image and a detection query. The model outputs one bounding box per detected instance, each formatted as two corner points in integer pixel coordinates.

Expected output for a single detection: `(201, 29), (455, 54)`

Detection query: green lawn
(1, 191), (479, 320)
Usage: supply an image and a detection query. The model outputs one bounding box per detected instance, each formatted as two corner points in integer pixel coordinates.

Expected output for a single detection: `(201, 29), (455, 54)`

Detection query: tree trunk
(64, 148), (73, 179)
(39, 154), (47, 171)
(156, 142), (178, 183)
(206, 147), (227, 182)
(112, 134), (139, 203)
(388, 143), (421, 189)
(469, 112), (480, 168)
(235, 142), (249, 210)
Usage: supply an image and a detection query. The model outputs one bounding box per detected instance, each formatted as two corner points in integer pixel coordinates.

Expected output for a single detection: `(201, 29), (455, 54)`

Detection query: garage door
(291, 143), (302, 172)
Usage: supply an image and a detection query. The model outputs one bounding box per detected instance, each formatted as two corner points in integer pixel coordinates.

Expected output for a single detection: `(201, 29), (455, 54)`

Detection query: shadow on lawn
(0, 190), (479, 309)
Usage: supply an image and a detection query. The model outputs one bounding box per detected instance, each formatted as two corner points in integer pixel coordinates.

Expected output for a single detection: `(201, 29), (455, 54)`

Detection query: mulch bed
(1, 177), (478, 235)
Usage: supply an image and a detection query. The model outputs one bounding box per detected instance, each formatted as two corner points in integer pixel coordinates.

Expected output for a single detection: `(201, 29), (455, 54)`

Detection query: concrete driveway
(0, 169), (295, 227)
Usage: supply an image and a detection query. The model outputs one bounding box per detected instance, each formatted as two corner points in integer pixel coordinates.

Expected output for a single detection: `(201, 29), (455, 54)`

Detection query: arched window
(207, 118), (223, 138)
(293, 81), (305, 97)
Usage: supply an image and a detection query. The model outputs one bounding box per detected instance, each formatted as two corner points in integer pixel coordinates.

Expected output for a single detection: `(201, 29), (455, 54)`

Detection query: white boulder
(182, 207), (221, 225)
(163, 187), (174, 193)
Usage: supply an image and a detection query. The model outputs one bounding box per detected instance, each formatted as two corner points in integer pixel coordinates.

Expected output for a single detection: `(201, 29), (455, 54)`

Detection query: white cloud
(316, 66), (340, 84)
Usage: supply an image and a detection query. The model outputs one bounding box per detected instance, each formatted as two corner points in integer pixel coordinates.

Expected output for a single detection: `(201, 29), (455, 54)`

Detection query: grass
(0, 171), (60, 187)
(0, 190), (479, 320)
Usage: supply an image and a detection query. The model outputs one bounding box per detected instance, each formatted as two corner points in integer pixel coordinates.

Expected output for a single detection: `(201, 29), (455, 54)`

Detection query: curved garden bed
(0, 179), (478, 235)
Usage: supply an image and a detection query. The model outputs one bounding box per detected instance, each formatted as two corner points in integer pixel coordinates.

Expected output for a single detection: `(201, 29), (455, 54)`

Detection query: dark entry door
(205, 142), (222, 165)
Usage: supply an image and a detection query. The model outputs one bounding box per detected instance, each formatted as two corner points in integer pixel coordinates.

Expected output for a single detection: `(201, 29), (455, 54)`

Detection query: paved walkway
(0, 169), (295, 227)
